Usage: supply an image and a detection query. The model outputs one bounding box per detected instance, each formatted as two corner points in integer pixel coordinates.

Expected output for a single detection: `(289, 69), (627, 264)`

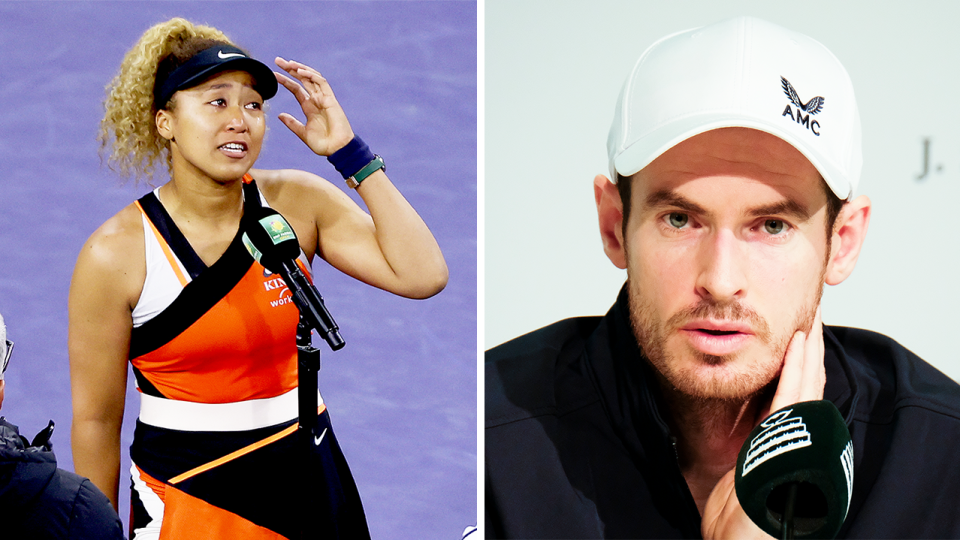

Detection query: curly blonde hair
(98, 18), (236, 184)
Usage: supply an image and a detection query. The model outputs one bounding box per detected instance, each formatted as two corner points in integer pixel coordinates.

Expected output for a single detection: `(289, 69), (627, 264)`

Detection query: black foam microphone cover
(735, 400), (854, 539)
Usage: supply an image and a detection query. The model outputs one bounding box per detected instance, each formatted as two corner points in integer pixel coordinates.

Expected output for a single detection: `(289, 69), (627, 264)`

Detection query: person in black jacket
(485, 16), (960, 539)
(0, 313), (123, 539)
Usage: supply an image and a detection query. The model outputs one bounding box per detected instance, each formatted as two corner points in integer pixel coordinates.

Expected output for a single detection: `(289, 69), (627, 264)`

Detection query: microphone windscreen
(735, 400), (854, 539)
(241, 206), (301, 273)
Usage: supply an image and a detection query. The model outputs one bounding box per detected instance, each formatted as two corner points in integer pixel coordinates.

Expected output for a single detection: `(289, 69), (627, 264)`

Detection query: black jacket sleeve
(67, 477), (124, 540)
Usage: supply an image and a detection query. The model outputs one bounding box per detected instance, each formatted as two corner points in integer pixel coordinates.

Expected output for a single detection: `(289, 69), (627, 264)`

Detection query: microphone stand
(296, 314), (345, 539)
(781, 482), (798, 540)
(297, 316), (321, 539)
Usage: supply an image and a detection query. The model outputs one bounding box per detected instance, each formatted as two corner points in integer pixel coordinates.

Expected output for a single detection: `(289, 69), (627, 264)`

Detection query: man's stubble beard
(627, 268), (825, 403)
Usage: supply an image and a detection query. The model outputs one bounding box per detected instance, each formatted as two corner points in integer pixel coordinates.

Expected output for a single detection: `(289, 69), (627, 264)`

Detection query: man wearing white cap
(486, 16), (960, 539)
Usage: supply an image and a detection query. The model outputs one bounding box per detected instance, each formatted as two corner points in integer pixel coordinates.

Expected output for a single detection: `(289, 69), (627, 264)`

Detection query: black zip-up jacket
(485, 288), (960, 538)
(0, 418), (123, 539)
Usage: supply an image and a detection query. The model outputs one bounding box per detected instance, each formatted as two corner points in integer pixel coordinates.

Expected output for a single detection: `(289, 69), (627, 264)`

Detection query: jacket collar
(583, 285), (703, 534)
(0, 417), (58, 512)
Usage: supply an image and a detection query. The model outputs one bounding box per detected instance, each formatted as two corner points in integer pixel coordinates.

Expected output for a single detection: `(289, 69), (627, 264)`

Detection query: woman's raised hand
(274, 57), (355, 156)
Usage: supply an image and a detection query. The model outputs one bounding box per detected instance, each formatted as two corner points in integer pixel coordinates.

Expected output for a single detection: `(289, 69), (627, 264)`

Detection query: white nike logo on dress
(314, 427), (328, 446)
(218, 51), (245, 59)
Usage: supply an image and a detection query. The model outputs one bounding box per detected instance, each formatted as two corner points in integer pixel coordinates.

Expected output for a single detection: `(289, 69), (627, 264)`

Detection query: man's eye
(668, 213), (689, 228)
(210, 98), (226, 106)
(764, 219), (786, 234)
(246, 102), (262, 110)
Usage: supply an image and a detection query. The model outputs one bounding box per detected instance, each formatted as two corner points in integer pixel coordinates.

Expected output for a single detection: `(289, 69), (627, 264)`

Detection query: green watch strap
(346, 155), (385, 188)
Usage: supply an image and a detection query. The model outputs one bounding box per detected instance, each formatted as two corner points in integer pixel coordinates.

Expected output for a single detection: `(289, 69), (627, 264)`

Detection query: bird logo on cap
(781, 76), (824, 114)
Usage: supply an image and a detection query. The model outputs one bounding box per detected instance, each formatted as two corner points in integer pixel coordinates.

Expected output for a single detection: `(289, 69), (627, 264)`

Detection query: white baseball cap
(607, 16), (862, 200)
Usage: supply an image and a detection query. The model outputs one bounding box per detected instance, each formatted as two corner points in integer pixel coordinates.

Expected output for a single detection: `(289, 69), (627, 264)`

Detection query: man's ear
(595, 174), (627, 269)
(825, 194), (871, 285)
(155, 109), (175, 141)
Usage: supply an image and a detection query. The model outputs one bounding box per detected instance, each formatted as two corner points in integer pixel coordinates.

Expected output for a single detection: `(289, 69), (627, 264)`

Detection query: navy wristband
(327, 136), (376, 179)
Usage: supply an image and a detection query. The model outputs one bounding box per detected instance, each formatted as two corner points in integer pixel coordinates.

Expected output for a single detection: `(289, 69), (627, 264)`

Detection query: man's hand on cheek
(765, 305), (826, 416)
(701, 306), (825, 539)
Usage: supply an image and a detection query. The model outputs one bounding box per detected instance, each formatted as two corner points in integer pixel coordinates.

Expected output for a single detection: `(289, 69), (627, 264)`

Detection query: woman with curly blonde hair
(69, 17), (446, 539)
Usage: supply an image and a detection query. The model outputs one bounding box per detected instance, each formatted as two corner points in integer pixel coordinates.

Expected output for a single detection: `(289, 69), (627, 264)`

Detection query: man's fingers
(770, 329), (805, 413)
(701, 470), (735, 537)
(800, 305), (825, 402)
(702, 470), (771, 539)
(768, 305), (826, 417)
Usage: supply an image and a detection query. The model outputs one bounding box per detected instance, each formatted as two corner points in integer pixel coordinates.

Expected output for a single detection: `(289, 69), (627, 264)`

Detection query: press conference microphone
(241, 206), (345, 351)
(735, 400), (854, 540)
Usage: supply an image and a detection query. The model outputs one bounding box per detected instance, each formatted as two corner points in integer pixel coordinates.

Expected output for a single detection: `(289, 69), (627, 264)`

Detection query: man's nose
(694, 228), (747, 303)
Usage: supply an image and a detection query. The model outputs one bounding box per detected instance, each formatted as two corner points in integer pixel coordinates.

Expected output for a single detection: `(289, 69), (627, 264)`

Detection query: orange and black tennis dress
(127, 178), (369, 539)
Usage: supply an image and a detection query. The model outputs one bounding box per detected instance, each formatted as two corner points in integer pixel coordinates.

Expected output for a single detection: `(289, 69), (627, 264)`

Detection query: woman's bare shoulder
(250, 168), (340, 200)
(82, 203), (144, 260)
(73, 202), (146, 302)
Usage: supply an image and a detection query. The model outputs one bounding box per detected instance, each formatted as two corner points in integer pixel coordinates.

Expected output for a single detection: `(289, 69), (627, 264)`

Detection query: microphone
(241, 206), (345, 350)
(735, 400), (854, 539)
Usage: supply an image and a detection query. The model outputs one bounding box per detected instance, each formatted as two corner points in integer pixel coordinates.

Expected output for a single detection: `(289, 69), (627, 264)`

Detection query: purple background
(0, 1), (477, 537)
